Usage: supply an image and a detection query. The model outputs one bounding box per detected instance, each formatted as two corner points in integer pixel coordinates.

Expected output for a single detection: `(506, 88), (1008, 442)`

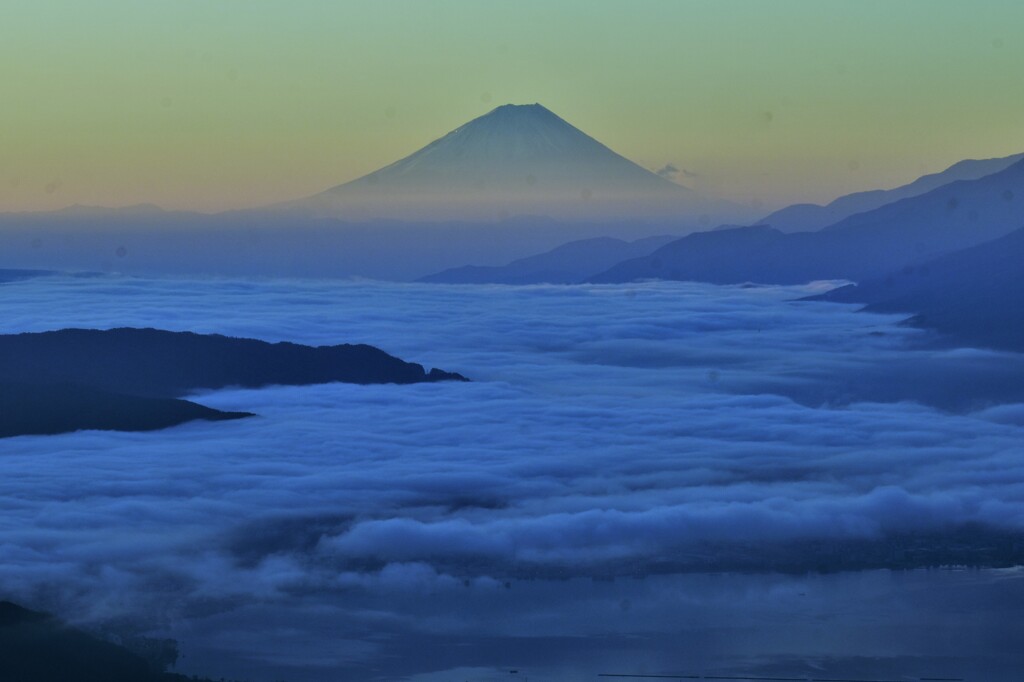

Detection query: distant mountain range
(0, 328), (467, 438)
(279, 103), (744, 222)
(760, 152), (1024, 232)
(591, 157), (1024, 285)
(809, 226), (1024, 352)
(418, 150), (1024, 287)
(419, 234), (676, 284)
(1, 107), (1020, 290)
(0, 104), (757, 280)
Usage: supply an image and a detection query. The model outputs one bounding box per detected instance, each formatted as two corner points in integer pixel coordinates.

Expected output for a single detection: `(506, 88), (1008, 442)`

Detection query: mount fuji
(279, 103), (741, 222)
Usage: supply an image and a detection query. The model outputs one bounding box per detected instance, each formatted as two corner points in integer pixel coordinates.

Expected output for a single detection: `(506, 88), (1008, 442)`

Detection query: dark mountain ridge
(0, 383), (250, 439)
(0, 328), (466, 398)
(759, 152), (1024, 232)
(419, 234), (677, 284)
(809, 226), (1024, 352)
(592, 157), (1024, 285)
(0, 328), (467, 438)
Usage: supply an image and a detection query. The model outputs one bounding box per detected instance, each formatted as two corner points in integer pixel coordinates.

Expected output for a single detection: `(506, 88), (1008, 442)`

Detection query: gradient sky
(2, 0), (1023, 213)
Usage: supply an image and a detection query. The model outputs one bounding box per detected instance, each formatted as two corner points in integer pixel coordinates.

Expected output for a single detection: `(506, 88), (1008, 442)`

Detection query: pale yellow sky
(1, 0), (1022, 213)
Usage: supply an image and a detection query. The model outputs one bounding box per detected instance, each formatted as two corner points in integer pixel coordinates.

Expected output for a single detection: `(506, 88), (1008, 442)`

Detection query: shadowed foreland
(0, 601), (229, 682)
(0, 328), (467, 438)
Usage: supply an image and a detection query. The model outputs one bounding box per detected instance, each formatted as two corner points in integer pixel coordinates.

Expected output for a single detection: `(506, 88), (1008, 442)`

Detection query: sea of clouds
(1, 275), (1023, 680)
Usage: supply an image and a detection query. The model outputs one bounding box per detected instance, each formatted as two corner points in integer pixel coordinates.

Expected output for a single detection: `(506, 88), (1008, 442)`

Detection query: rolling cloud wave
(1, 275), (1023, 677)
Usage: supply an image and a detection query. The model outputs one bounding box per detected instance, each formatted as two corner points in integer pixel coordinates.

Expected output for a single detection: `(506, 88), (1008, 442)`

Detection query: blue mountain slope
(280, 103), (745, 222)
(420, 234), (676, 284)
(592, 157), (1024, 285)
(810, 226), (1024, 352)
(760, 152), (1024, 232)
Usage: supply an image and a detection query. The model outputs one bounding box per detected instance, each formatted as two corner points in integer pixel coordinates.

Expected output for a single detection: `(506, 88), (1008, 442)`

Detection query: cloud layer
(1, 275), (1023, 679)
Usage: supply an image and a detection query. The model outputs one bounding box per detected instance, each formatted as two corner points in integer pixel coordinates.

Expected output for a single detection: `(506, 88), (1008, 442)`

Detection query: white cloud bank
(1, 275), (1022, 679)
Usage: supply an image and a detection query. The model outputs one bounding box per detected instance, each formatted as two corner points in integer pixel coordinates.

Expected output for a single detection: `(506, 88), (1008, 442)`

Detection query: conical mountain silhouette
(284, 104), (736, 221)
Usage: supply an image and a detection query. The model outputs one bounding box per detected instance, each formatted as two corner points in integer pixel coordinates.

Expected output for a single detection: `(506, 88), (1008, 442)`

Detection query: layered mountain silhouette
(760, 152), (1024, 232)
(0, 328), (467, 438)
(592, 157), (1024, 285)
(810, 226), (1024, 352)
(281, 103), (741, 221)
(419, 234), (676, 284)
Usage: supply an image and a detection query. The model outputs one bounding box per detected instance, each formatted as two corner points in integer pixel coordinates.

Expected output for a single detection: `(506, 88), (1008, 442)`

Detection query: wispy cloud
(655, 163), (680, 181)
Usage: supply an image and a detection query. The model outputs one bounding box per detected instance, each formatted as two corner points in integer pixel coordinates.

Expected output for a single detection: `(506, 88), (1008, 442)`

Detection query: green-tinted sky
(2, 0), (1023, 212)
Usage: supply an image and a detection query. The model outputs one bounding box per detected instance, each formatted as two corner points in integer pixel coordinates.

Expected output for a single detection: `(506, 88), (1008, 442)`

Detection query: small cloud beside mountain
(655, 163), (680, 181)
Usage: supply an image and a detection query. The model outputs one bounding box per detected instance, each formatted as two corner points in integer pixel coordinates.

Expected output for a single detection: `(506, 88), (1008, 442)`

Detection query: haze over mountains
(760, 152), (1024, 232)
(592, 156), (1024, 285)
(0, 209), (626, 281)
(0, 104), (757, 280)
(280, 103), (738, 222)
(415, 148), (1024, 287)
(0, 103), (1021, 299)
(406, 139), (1024, 355)
(420, 234), (676, 284)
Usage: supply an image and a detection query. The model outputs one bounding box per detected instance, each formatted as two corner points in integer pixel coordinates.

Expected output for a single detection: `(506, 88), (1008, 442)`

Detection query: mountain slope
(419, 234), (676, 284)
(0, 328), (467, 398)
(810, 226), (1024, 352)
(0, 328), (467, 438)
(760, 152), (1024, 232)
(592, 157), (1024, 285)
(0, 383), (250, 438)
(281, 103), (742, 221)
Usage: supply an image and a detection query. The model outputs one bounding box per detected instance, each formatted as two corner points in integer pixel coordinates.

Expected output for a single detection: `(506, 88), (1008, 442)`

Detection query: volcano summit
(281, 103), (739, 222)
